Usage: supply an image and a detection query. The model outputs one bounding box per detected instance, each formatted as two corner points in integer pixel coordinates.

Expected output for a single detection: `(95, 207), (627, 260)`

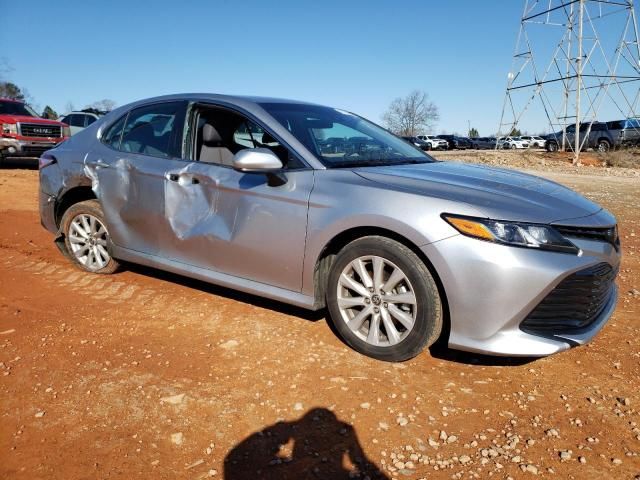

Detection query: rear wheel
(546, 142), (558, 152)
(326, 236), (442, 362)
(61, 200), (120, 274)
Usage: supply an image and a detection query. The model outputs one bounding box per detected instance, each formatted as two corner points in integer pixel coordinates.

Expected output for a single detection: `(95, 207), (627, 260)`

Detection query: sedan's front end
(422, 209), (620, 356)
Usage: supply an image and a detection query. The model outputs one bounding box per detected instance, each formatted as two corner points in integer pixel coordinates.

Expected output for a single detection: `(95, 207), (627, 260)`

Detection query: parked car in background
(59, 109), (106, 135)
(416, 135), (448, 150)
(0, 97), (69, 165)
(436, 135), (471, 150)
(458, 137), (474, 149)
(520, 135), (545, 148)
(545, 122), (616, 153)
(498, 136), (529, 149)
(401, 136), (432, 151)
(39, 93), (620, 361)
(471, 137), (497, 149)
(606, 118), (640, 148)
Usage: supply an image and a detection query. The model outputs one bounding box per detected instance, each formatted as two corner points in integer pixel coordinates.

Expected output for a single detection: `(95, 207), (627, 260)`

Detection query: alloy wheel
(336, 255), (417, 347)
(67, 213), (111, 271)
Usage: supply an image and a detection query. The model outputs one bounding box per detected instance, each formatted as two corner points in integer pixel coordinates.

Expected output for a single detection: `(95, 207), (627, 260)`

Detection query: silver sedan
(39, 94), (620, 361)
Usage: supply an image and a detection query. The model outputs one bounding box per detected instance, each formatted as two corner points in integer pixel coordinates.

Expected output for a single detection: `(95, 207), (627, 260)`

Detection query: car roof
(124, 93), (323, 108)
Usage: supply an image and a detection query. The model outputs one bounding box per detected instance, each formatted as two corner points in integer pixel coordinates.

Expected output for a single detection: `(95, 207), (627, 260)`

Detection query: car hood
(0, 114), (66, 126)
(354, 161), (603, 224)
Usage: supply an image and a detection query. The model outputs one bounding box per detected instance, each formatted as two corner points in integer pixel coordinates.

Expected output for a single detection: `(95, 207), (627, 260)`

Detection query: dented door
(159, 164), (314, 292)
(84, 146), (187, 256)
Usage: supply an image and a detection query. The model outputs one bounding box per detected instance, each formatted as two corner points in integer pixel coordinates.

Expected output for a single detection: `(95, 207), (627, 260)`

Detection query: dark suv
(545, 122), (616, 153)
(436, 135), (471, 150)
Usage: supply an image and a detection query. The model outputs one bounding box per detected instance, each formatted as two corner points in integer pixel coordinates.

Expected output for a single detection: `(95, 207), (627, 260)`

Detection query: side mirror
(232, 148), (283, 173)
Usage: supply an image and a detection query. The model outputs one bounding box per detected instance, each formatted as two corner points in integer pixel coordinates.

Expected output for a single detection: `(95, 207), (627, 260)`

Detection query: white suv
(416, 135), (448, 150)
(58, 111), (103, 135)
(498, 136), (529, 149)
(519, 135), (545, 148)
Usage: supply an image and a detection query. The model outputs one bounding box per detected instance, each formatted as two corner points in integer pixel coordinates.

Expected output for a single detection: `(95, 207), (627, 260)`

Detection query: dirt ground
(0, 153), (639, 480)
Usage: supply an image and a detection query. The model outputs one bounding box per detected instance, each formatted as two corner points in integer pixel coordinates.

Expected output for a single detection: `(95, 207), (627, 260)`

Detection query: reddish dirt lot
(0, 156), (639, 479)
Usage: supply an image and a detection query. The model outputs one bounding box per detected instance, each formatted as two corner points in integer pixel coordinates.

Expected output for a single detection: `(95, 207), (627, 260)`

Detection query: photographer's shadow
(224, 408), (388, 479)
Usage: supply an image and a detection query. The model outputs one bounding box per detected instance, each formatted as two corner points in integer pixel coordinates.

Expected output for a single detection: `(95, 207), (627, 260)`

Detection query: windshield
(0, 100), (38, 117)
(259, 103), (435, 168)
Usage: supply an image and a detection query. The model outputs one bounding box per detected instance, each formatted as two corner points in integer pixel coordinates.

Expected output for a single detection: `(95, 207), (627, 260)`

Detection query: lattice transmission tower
(498, 0), (640, 163)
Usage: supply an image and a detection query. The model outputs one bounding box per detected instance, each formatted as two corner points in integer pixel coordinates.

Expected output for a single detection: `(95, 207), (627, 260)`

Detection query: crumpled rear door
(84, 145), (185, 257)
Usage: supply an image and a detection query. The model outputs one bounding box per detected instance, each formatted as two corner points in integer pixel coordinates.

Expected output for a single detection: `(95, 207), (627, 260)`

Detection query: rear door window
(119, 102), (186, 158)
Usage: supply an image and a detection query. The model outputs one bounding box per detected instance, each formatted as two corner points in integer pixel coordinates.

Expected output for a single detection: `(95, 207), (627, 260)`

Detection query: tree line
(0, 77), (116, 120)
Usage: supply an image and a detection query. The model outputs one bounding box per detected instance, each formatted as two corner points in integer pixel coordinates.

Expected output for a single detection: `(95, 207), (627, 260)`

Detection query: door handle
(165, 173), (201, 184)
(86, 159), (110, 169)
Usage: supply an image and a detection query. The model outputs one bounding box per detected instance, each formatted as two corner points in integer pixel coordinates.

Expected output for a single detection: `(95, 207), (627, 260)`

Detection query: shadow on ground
(123, 262), (325, 323)
(224, 408), (389, 480)
(121, 263), (539, 367)
(429, 343), (539, 367)
(0, 158), (38, 169)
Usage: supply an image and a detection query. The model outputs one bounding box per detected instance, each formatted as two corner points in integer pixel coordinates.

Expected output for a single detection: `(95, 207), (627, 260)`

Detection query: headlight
(62, 125), (71, 137)
(2, 123), (18, 135)
(442, 214), (579, 254)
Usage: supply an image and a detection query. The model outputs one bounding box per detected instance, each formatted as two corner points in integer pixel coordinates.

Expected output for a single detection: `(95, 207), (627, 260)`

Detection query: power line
(498, 0), (640, 163)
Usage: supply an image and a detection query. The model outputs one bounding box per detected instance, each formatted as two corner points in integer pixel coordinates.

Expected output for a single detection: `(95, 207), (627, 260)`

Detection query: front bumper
(422, 227), (621, 356)
(0, 137), (60, 160)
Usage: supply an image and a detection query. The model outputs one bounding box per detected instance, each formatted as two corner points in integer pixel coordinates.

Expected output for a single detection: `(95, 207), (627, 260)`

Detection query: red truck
(0, 98), (69, 165)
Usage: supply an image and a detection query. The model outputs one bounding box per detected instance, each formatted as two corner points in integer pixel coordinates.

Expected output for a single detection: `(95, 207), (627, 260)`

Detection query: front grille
(19, 123), (62, 138)
(521, 262), (617, 334)
(18, 145), (53, 157)
(555, 225), (619, 249)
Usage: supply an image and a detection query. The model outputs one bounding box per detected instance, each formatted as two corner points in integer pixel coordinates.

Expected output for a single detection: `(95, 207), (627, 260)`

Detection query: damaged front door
(158, 162), (313, 292)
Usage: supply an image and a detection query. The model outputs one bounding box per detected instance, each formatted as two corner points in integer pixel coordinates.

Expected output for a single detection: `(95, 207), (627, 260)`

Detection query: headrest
(202, 123), (222, 144)
(261, 131), (278, 144)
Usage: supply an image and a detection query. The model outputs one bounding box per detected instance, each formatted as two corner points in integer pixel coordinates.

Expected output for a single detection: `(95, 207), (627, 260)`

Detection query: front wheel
(326, 236), (442, 362)
(597, 140), (611, 153)
(61, 200), (120, 274)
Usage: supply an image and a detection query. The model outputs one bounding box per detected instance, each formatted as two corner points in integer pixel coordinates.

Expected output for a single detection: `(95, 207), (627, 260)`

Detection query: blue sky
(1, 1), (635, 135)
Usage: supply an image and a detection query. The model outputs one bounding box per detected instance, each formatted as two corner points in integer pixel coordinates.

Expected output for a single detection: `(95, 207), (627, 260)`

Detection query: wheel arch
(54, 186), (97, 228)
(312, 226), (451, 344)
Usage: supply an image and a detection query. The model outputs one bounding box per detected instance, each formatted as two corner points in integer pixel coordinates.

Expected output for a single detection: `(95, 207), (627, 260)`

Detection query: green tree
(508, 127), (522, 137)
(0, 81), (26, 101)
(41, 105), (58, 119)
(468, 127), (479, 138)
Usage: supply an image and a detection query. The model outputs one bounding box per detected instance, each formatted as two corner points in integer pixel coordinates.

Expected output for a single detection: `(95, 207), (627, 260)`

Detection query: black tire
(425, 143), (432, 151)
(597, 139), (611, 153)
(326, 236), (443, 362)
(546, 142), (558, 152)
(61, 199), (120, 274)
(503, 143), (511, 150)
